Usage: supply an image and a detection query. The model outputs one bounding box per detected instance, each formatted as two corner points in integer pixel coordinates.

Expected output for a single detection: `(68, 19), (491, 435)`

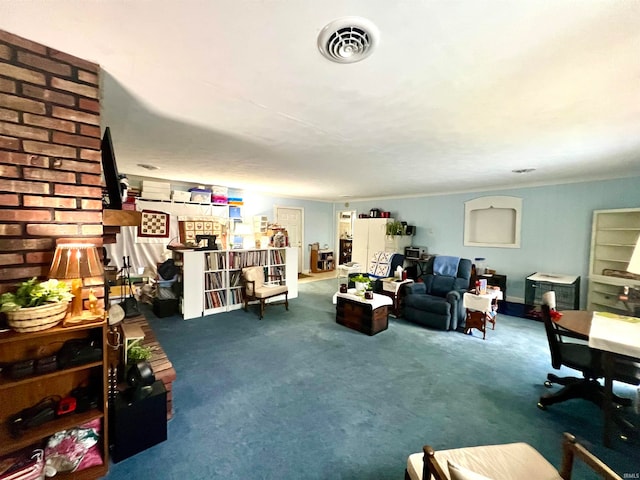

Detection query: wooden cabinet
(339, 239), (352, 264)
(587, 208), (640, 314)
(181, 248), (298, 320)
(0, 320), (109, 479)
(311, 249), (334, 273)
(335, 296), (389, 336)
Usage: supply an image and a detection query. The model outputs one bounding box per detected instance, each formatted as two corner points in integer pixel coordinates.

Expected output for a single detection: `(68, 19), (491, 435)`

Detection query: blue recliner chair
(403, 256), (472, 331)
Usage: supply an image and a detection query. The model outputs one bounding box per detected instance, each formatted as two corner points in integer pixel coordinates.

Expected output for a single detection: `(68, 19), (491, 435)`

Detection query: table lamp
(49, 243), (104, 322)
(234, 222), (255, 249)
(628, 236), (640, 275)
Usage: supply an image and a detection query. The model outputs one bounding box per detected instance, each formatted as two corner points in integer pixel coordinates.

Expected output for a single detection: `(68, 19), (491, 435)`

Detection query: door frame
(335, 210), (356, 266)
(274, 205), (304, 274)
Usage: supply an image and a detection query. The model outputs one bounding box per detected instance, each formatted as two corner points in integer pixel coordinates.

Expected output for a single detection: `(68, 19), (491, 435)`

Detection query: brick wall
(0, 29), (104, 306)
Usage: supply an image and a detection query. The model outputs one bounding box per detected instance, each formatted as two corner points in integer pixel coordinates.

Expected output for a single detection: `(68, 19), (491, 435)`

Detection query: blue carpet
(104, 279), (638, 479)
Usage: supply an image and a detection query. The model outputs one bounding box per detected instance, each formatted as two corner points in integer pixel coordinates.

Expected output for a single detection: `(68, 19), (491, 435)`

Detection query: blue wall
(238, 191), (335, 270)
(128, 175), (640, 306)
(333, 176), (640, 306)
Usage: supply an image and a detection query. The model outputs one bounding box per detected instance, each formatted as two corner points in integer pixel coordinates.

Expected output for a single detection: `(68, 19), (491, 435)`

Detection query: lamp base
(63, 309), (105, 327)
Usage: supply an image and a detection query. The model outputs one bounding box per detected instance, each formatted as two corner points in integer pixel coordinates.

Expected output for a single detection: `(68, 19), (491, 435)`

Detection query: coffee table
(334, 289), (393, 335)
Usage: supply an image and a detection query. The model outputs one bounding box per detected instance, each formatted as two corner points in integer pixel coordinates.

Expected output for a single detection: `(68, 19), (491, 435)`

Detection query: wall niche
(464, 196), (522, 248)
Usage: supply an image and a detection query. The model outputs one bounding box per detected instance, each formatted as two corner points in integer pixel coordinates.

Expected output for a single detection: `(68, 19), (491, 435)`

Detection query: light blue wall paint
(230, 191), (334, 272)
(336, 176), (640, 306)
(126, 175), (640, 302)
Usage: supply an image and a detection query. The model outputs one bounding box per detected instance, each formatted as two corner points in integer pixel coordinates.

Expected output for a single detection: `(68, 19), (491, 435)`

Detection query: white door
(275, 206), (304, 273)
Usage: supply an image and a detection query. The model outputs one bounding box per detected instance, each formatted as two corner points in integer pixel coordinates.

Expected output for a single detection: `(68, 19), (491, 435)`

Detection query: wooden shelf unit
(339, 239), (352, 264)
(0, 320), (109, 479)
(311, 249), (334, 273)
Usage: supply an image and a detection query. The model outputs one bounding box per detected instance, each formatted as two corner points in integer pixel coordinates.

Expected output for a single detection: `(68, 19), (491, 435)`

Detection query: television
(101, 126), (124, 209)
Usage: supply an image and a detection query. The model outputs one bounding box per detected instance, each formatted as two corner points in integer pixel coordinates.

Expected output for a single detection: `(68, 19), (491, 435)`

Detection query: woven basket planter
(6, 301), (69, 333)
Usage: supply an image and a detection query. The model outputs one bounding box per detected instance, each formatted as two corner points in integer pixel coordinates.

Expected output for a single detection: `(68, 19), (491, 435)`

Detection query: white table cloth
(332, 288), (393, 310)
(463, 289), (503, 313)
(589, 311), (640, 358)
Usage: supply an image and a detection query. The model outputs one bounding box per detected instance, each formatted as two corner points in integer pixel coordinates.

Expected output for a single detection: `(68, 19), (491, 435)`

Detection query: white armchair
(405, 432), (621, 480)
(241, 266), (288, 320)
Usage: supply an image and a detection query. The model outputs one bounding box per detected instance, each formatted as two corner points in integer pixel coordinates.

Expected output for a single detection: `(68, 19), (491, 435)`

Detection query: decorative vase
(355, 282), (368, 294)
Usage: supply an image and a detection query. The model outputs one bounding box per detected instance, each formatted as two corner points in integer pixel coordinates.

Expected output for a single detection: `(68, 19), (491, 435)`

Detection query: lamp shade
(628, 236), (640, 275)
(49, 243), (104, 279)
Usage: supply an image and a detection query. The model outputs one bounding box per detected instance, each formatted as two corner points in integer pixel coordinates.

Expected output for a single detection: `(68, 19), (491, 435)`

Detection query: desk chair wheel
(544, 380), (553, 388)
(537, 402), (547, 410)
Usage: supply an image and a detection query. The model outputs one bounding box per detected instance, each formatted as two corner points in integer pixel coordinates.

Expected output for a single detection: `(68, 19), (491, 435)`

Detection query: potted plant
(127, 344), (152, 365)
(0, 277), (73, 332)
(351, 274), (371, 294)
(386, 220), (405, 236)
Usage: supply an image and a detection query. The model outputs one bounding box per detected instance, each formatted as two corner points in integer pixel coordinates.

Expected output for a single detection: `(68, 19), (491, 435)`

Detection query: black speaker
(110, 380), (167, 463)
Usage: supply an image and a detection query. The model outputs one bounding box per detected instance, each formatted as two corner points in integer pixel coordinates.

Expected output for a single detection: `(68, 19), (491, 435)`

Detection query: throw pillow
(447, 460), (494, 480)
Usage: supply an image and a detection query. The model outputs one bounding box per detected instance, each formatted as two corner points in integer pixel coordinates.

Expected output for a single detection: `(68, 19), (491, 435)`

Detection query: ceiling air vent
(317, 17), (379, 64)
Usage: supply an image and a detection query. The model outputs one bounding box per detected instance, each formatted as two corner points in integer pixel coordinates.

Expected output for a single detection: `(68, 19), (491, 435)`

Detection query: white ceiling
(4, 1), (640, 202)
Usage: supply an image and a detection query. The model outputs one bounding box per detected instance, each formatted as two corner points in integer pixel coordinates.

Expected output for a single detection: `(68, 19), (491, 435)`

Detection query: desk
(556, 311), (640, 447)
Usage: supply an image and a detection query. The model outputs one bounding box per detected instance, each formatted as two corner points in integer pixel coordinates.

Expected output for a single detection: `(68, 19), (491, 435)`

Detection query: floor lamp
(49, 243), (104, 325)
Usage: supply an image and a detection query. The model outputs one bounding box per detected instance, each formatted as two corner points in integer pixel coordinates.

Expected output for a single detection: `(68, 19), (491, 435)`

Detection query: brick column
(0, 29), (104, 307)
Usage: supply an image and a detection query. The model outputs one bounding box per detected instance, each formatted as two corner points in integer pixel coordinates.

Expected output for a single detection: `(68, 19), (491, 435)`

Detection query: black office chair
(537, 304), (606, 409)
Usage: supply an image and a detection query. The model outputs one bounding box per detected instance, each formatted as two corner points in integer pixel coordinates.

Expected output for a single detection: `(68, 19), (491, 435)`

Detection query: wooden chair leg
(285, 293), (289, 311)
(259, 299), (265, 319)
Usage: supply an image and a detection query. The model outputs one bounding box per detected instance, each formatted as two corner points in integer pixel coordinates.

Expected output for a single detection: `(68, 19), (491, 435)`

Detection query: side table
(462, 289), (503, 340)
(380, 278), (414, 317)
(333, 289), (393, 335)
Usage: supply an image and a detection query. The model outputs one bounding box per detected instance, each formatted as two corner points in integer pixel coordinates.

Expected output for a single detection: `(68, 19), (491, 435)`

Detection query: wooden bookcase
(311, 249), (334, 273)
(0, 320), (109, 479)
(180, 247), (298, 320)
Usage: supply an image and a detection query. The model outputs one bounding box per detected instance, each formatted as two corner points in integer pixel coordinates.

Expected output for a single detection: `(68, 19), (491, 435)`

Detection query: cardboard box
(172, 190), (191, 202)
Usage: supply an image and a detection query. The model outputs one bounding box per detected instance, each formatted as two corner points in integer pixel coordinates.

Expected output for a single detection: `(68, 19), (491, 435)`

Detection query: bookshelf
(311, 249), (334, 273)
(181, 247), (298, 319)
(587, 208), (640, 314)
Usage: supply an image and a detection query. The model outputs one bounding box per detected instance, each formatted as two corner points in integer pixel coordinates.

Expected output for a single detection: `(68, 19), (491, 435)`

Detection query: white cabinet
(352, 218), (412, 268)
(181, 247), (298, 320)
(587, 208), (640, 313)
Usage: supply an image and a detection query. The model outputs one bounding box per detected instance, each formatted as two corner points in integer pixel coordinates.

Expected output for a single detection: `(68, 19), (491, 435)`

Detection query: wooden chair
(405, 432), (622, 480)
(241, 265), (288, 319)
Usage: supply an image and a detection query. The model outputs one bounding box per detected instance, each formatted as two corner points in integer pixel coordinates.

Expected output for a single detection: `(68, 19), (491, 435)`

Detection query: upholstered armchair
(405, 432), (621, 480)
(347, 251), (405, 293)
(403, 256), (472, 331)
(241, 265), (288, 319)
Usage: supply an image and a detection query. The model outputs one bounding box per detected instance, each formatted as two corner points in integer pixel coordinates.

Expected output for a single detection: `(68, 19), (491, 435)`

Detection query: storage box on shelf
(587, 208), (640, 314)
(180, 247), (298, 320)
(0, 320), (109, 479)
